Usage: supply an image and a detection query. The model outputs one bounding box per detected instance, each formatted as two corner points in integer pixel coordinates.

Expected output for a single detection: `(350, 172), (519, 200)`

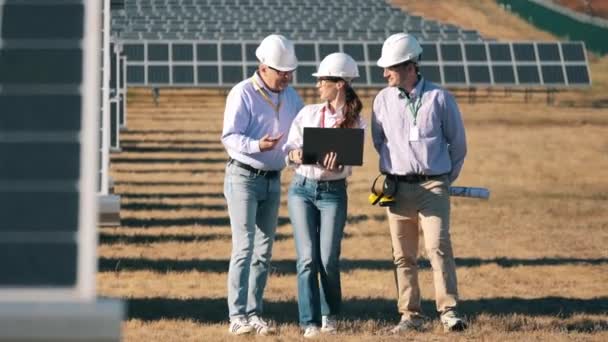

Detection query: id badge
(409, 126), (420, 141)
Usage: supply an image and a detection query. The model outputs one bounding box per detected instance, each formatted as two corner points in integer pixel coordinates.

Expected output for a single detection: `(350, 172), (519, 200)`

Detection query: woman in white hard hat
(283, 52), (364, 338)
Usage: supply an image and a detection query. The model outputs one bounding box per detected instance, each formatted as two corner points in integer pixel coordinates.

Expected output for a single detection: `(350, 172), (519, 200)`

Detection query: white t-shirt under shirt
(283, 103), (366, 181)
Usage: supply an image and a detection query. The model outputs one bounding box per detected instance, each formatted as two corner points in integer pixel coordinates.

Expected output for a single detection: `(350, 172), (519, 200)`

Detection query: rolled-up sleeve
(371, 96), (386, 153)
(221, 88), (260, 154)
(441, 91), (467, 183)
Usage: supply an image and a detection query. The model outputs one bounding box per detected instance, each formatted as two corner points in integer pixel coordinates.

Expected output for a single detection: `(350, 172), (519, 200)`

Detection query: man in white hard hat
(222, 34), (304, 336)
(371, 33), (468, 333)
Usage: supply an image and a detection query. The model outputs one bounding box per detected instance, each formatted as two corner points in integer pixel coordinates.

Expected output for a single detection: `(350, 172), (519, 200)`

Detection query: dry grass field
(99, 2), (608, 341)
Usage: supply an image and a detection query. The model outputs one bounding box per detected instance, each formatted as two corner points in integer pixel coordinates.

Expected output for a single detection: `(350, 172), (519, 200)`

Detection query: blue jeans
(287, 174), (348, 326)
(224, 162), (281, 320)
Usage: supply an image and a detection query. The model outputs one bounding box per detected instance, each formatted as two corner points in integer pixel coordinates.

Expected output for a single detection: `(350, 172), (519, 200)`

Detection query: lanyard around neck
(400, 80), (425, 126)
(319, 105), (340, 128)
(251, 77), (282, 119)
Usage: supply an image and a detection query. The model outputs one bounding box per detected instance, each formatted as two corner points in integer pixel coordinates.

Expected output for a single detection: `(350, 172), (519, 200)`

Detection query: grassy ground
(100, 2), (608, 341)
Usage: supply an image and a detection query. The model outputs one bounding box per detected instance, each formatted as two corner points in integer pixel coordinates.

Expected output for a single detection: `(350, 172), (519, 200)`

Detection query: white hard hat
(312, 52), (359, 80)
(255, 34), (298, 72)
(377, 33), (423, 68)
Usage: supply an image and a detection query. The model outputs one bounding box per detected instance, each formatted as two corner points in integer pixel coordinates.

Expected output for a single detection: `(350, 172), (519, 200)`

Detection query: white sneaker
(303, 325), (320, 339)
(228, 317), (254, 335)
(390, 315), (424, 334)
(440, 310), (468, 332)
(321, 315), (337, 334)
(249, 315), (277, 335)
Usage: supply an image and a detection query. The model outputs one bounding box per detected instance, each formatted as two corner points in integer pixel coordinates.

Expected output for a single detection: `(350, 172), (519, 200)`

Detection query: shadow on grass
(121, 139), (219, 145)
(98, 257), (608, 274)
(119, 214), (384, 228)
(111, 157), (227, 164)
(99, 232), (292, 245)
(119, 216), (290, 228)
(122, 129), (223, 135)
(121, 192), (224, 199)
(121, 202), (226, 211)
(123, 296), (608, 329)
(111, 168), (225, 174)
(116, 181), (225, 187)
(121, 146), (224, 153)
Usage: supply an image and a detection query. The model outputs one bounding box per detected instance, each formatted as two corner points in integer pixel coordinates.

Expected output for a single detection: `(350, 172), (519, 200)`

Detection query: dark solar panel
(565, 65), (590, 84)
(420, 65), (441, 84)
(537, 43), (560, 61)
(354, 64), (367, 84)
(247, 65), (258, 77)
(319, 43), (339, 59)
(222, 65), (244, 84)
(513, 43), (536, 62)
(516, 65), (540, 84)
(0, 49), (81, 83)
(1, 4), (83, 39)
(0, 143), (80, 180)
(420, 43), (438, 61)
(440, 44), (463, 62)
(173, 66), (194, 83)
(367, 44), (382, 61)
(123, 44), (144, 61)
(246, 43), (258, 62)
(0, 192), (79, 232)
(197, 44), (218, 61)
(489, 44), (512, 61)
(295, 44), (316, 62)
(127, 65), (145, 83)
(148, 44), (169, 61)
(342, 44), (365, 61)
(464, 44), (487, 61)
(492, 65), (516, 84)
(561, 42), (585, 61)
(110, 100), (119, 149)
(221, 43), (242, 61)
(442, 65), (466, 84)
(541, 65), (565, 84)
(370, 67), (385, 84)
(296, 65), (317, 84)
(467, 65), (491, 84)
(172, 44), (194, 61)
(0, 95), (81, 131)
(0, 243), (77, 286)
(198, 66), (219, 83)
(148, 66), (170, 83)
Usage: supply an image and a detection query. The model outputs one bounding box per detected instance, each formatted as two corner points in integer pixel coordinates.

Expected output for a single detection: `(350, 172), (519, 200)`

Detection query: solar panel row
(120, 40), (591, 87)
(112, 0), (483, 42)
(0, 0), (98, 297)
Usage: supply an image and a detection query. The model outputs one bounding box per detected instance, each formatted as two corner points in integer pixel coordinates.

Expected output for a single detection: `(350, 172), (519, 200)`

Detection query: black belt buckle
(229, 158), (277, 178)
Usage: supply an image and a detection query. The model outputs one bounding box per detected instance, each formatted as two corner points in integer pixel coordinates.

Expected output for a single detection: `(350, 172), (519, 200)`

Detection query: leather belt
(386, 173), (445, 183)
(229, 159), (279, 178)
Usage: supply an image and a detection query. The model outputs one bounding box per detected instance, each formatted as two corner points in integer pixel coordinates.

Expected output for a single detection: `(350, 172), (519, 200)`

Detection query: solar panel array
(112, 0), (484, 42)
(0, 0), (98, 298)
(120, 40), (591, 88)
(99, 7), (125, 227)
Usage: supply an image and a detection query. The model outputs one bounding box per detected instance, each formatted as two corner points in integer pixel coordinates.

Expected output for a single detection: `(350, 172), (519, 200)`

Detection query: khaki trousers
(386, 176), (459, 317)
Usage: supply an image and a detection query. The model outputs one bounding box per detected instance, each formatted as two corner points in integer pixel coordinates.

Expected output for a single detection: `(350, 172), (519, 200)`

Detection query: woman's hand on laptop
(322, 152), (342, 171)
(288, 148), (303, 164)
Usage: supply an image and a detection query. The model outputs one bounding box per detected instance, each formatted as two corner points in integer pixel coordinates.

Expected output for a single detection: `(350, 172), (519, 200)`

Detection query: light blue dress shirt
(222, 72), (304, 171)
(371, 78), (467, 183)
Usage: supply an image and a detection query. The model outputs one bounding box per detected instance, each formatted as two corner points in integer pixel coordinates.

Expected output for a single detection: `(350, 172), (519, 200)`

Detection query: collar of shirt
(322, 103), (344, 128)
(252, 71), (281, 95)
(399, 78), (425, 102)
